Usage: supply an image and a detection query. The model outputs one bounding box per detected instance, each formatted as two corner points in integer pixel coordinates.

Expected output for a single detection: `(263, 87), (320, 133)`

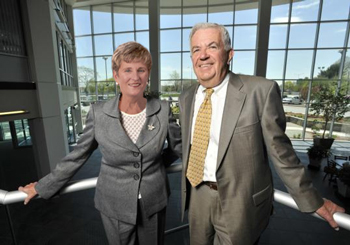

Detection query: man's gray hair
(189, 23), (232, 52)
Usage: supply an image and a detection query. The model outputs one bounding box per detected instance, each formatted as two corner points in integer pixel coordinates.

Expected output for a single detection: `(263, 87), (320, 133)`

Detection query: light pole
(102, 57), (108, 100)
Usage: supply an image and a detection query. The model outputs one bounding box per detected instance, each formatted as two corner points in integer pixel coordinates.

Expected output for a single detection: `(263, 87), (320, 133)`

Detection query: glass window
(114, 3), (134, 32)
(183, 8), (207, 28)
(234, 1), (258, 24)
(94, 35), (113, 56)
(114, 33), (135, 48)
(318, 22), (348, 48)
(269, 24), (288, 49)
(161, 29), (181, 52)
(161, 53), (181, 79)
(136, 31), (149, 50)
(73, 7), (91, 36)
(285, 50), (313, 79)
(77, 58), (95, 97)
(209, 6), (233, 25)
(0, 122), (11, 141)
(182, 28), (192, 51)
(233, 26), (257, 50)
(232, 51), (255, 75)
(182, 52), (196, 80)
(161, 8), (181, 28)
(291, 0), (320, 22)
(135, 6), (149, 30)
(267, 51), (286, 80)
(75, 36), (93, 57)
(313, 49), (342, 78)
(271, 0), (290, 23)
(95, 56), (113, 82)
(92, 5), (112, 34)
(289, 23), (316, 48)
(321, 0), (350, 21)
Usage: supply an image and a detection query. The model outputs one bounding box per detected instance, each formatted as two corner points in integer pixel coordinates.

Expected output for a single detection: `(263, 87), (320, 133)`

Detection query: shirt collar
(198, 73), (230, 95)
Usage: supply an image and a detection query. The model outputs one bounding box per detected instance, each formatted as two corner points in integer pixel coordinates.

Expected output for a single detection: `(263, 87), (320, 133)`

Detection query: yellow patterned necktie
(186, 88), (214, 187)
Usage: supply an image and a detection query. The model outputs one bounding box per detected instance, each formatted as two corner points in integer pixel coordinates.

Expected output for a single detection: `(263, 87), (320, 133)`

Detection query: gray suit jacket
(36, 95), (182, 225)
(179, 72), (323, 244)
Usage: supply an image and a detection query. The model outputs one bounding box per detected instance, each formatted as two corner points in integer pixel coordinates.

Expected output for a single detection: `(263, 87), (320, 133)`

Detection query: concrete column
(148, 0), (160, 93)
(25, 0), (69, 176)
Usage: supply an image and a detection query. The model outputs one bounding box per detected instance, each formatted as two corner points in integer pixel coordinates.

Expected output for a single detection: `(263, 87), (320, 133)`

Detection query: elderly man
(179, 22), (344, 245)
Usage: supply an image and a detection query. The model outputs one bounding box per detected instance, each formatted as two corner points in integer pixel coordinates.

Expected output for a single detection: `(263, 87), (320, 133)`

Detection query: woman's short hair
(189, 23), (232, 52)
(112, 41), (152, 73)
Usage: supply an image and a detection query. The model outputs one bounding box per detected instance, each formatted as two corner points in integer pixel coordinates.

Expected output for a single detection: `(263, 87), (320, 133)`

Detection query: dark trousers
(100, 201), (166, 245)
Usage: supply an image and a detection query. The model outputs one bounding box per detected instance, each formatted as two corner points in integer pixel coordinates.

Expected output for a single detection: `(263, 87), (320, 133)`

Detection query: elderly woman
(19, 41), (182, 245)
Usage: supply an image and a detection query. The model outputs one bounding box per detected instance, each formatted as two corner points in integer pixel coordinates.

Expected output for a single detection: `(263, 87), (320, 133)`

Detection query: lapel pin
(148, 124), (155, 131)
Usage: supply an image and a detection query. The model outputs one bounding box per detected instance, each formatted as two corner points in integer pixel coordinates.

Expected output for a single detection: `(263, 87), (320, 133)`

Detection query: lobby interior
(1, 0), (350, 244)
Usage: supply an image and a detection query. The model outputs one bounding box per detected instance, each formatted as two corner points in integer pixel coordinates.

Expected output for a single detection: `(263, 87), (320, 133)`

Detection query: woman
(19, 41), (182, 245)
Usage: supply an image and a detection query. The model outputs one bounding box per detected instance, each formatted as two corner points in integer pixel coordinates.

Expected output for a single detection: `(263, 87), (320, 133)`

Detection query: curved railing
(1, 163), (350, 231)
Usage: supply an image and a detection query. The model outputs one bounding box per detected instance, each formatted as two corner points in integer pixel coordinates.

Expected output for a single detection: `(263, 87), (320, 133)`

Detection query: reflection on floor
(0, 141), (349, 244)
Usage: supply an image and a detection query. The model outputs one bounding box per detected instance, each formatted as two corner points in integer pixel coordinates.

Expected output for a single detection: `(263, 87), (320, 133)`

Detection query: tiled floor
(0, 140), (349, 244)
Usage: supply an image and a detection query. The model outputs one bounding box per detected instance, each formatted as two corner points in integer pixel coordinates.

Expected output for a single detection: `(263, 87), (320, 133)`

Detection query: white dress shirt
(191, 74), (229, 182)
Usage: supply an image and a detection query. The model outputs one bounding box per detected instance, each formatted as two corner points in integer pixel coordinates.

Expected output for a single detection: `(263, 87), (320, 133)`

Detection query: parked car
(282, 96), (302, 105)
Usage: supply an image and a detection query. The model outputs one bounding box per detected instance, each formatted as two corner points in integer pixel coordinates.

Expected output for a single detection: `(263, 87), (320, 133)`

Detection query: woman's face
(114, 61), (149, 98)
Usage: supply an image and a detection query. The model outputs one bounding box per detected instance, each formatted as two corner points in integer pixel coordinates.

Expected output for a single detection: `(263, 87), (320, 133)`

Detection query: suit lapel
(181, 84), (199, 171)
(102, 95), (139, 152)
(216, 72), (246, 170)
(135, 97), (161, 149)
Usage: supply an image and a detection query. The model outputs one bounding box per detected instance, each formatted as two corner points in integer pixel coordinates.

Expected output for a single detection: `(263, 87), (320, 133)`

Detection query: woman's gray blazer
(35, 95), (182, 225)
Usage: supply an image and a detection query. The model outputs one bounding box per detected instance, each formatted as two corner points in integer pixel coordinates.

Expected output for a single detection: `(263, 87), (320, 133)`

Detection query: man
(179, 22), (344, 245)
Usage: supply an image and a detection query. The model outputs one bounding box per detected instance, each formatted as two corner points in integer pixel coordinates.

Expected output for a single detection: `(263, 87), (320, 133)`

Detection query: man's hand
(18, 182), (38, 205)
(316, 198), (345, 231)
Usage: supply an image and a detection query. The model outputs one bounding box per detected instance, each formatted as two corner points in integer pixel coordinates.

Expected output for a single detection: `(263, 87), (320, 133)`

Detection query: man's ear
(227, 49), (234, 64)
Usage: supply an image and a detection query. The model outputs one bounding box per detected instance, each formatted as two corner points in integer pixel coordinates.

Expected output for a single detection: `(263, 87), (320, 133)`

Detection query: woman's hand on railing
(18, 182), (38, 205)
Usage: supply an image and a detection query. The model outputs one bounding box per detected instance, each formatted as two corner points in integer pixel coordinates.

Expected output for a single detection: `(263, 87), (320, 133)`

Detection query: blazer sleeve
(35, 105), (99, 199)
(260, 81), (324, 213)
(163, 102), (182, 167)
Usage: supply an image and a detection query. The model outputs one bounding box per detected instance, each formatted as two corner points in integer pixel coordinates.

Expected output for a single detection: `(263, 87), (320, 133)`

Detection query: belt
(203, 181), (218, 190)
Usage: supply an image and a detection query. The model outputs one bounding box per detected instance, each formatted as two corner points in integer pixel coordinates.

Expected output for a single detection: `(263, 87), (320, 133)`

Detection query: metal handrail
(1, 163), (350, 231)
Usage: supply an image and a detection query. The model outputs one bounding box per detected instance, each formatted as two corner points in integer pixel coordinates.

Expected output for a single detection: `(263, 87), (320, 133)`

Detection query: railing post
(4, 205), (18, 245)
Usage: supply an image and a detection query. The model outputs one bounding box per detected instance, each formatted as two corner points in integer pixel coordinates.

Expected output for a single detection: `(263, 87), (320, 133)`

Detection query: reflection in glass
(161, 53), (181, 79)
(73, 7), (91, 36)
(161, 29), (181, 52)
(136, 31), (149, 50)
(76, 36), (93, 57)
(321, 0), (350, 21)
(161, 80), (181, 93)
(114, 33), (135, 48)
(266, 51), (286, 79)
(235, 1), (258, 24)
(232, 51), (255, 75)
(94, 35), (113, 56)
(160, 8), (181, 28)
(318, 22), (347, 48)
(269, 24), (288, 49)
(313, 50), (342, 78)
(114, 4), (134, 32)
(92, 5), (112, 34)
(285, 50), (313, 79)
(233, 26), (257, 49)
(289, 24), (316, 48)
(271, 1), (290, 23)
(291, 0), (320, 22)
(182, 28), (191, 51)
(208, 6), (233, 25)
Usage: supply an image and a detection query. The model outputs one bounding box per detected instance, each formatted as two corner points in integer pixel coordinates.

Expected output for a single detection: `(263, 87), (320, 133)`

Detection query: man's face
(190, 28), (233, 88)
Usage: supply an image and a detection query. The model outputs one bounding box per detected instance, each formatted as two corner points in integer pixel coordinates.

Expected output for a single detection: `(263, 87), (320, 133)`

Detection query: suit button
(133, 152), (139, 157)
(133, 174), (140, 180)
(134, 163), (140, 168)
